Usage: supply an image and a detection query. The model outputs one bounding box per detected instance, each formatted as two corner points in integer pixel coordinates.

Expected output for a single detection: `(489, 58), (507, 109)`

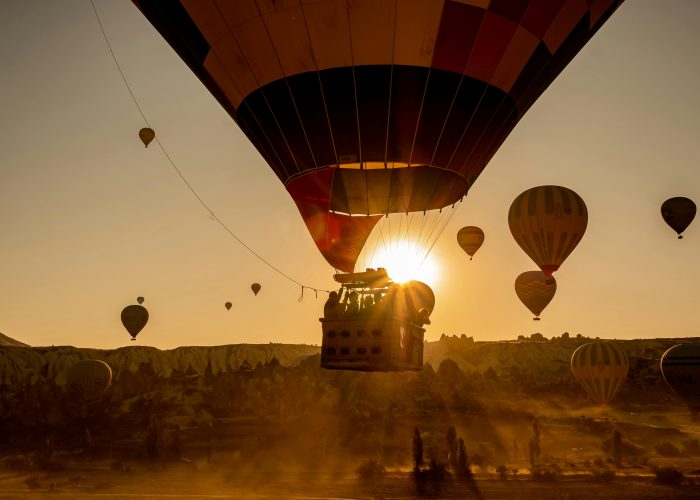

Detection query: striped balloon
(508, 186), (587, 277)
(457, 226), (484, 260)
(514, 271), (556, 320)
(571, 342), (628, 405)
(661, 343), (700, 419)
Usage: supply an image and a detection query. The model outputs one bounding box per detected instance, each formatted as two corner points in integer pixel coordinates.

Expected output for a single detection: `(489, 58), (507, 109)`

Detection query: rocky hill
(0, 332), (28, 347)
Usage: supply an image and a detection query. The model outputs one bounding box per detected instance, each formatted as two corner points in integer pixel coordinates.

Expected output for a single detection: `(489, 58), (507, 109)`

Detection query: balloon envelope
(66, 359), (112, 402)
(134, 1), (622, 272)
(137, 296), (145, 305)
(121, 304), (149, 340)
(139, 127), (155, 147)
(225, 301), (232, 310)
(514, 271), (556, 319)
(571, 342), (628, 405)
(661, 197), (696, 239)
(661, 343), (700, 419)
(251, 283), (261, 296)
(457, 226), (484, 260)
(509, 186), (588, 276)
(403, 280), (435, 315)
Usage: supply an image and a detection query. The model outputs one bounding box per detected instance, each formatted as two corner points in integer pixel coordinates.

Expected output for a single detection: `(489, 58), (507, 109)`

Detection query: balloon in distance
(514, 271), (556, 320)
(121, 304), (149, 341)
(661, 197), (695, 239)
(661, 342), (700, 420)
(571, 342), (628, 405)
(457, 226), (484, 260)
(509, 186), (587, 277)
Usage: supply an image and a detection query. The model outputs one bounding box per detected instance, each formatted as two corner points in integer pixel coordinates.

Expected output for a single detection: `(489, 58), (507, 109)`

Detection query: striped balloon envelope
(457, 226), (484, 260)
(514, 270), (555, 320)
(660, 343), (700, 419)
(134, 1), (622, 272)
(571, 342), (628, 405)
(508, 185), (588, 277)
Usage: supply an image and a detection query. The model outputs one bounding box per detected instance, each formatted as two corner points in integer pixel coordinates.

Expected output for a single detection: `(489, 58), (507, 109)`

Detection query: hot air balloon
(457, 226), (484, 260)
(66, 359), (112, 402)
(137, 296), (145, 305)
(133, 1), (623, 273)
(225, 301), (232, 310)
(514, 271), (556, 320)
(139, 127), (155, 147)
(251, 283), (261, 296)
(571, 342), (628, 405)
(121, 304), (149, 341)
(509, 186), (588, 277)
(661, 343), (700, 420)
(661, 197), (696, 239)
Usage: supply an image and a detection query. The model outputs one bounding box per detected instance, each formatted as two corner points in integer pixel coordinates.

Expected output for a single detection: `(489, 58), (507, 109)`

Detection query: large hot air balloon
(66, 359), (112, 402)
(514, 271), (556, 320)
(509, 186), (587, 277)
(251, 283), (261, 296)
(121, 304), (149, 341)
(661, 197), (696, 239)
(133, 1), (623, 272)
(661, 343), (700, 420)
(571, 342), (628, 405)
(139, 127), (155, 147)
(457, 226), (484, 260)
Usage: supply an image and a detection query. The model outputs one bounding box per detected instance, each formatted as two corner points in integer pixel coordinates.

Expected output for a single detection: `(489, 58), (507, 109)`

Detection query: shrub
(531, 466), (557, 482)
(496, 464), (508, 481)
(653, 466), (684, 486)
(356, 458), (385, 481)
(591, 469), (615, 482)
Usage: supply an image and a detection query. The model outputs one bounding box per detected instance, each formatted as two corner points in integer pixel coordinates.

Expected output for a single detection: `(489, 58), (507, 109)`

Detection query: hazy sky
(1, 1), (699, 349)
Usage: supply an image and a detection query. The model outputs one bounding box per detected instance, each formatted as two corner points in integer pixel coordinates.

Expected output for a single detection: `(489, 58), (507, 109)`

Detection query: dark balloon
(403, 280), (435, 315)
(134, 2), (622, 272)
(137, 296), (144, 305)
(661, 197), (696, 239)
(457, 226), (484, 260)
(509, 186), (588, 276)
(225, 301), (232, 310)
(571, 342), (628, 405)
(66, 359), (112, 402)
(514, 271), (556, 320)
(139, 127), (155, 147)
(251, 283), (261, 296)
(121, 304), (149, 340)
(661, 343), (700, 419)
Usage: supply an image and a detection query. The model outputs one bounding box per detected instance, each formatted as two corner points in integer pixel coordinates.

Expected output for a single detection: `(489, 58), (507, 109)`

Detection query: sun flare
(369, 241), (439, 286)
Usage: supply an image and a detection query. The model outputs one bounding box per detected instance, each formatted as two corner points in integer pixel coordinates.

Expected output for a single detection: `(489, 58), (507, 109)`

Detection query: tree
(145, 414), (160, 459)
(446, 425), (458, 470)
(412, 428), (423, 471)
(528, 420), (541, 468)
(613, 430), (622, 469)
(458, 438), (470, 477)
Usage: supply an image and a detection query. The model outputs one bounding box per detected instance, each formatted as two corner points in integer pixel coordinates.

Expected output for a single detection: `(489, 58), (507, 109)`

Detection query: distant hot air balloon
(251, 283), (261, 296)
(137, 296), (145, 305)
(571, 342), (628, 405)
(514, 271), (556, 320)
(134, 1), (623, 273)
(509, 186), (588, 277)
(661, 343), (700, 420)
(225, 301), (232, 311)
(661, 197), (696, 239)
(66, 359), (112, 402)
(139, 127), (155, 147)
(121, 304), (149, 341)
(457, 226), (484, 260)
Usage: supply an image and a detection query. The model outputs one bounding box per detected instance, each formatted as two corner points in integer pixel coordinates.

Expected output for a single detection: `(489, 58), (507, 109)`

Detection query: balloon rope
(90, 0), (331, 295)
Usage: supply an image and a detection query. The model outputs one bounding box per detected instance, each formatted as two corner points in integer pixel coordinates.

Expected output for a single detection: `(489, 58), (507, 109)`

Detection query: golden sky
(0, 1), (699, 349)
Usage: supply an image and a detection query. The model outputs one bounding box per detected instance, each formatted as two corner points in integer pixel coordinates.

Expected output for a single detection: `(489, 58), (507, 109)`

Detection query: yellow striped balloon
(508, 186), (587, 277)
(571, 342), (629, 405)
(457, 226), (484, 260)
(514, 271), (556, 320)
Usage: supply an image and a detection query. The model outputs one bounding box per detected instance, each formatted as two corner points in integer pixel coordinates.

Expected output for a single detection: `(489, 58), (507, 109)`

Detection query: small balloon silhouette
(251, 283), (261, 296)
(225, 302), (232, 310)
(137, 296), (144, 305)
(139, 127), (155, 147)
(121, 304), (148, 341)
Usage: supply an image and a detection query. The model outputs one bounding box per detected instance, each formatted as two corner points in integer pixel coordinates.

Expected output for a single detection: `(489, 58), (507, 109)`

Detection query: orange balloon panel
(135, 0), (622, 271)
(508, 185), (588, 276)
(571, 342), (628, 405)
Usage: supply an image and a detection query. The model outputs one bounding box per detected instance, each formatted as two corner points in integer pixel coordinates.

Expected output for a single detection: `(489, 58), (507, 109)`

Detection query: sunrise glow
(369, 241), (439, 286)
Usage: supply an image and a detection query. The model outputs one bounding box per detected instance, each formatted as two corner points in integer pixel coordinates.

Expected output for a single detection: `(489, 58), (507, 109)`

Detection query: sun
(369, 241), (439, 286)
